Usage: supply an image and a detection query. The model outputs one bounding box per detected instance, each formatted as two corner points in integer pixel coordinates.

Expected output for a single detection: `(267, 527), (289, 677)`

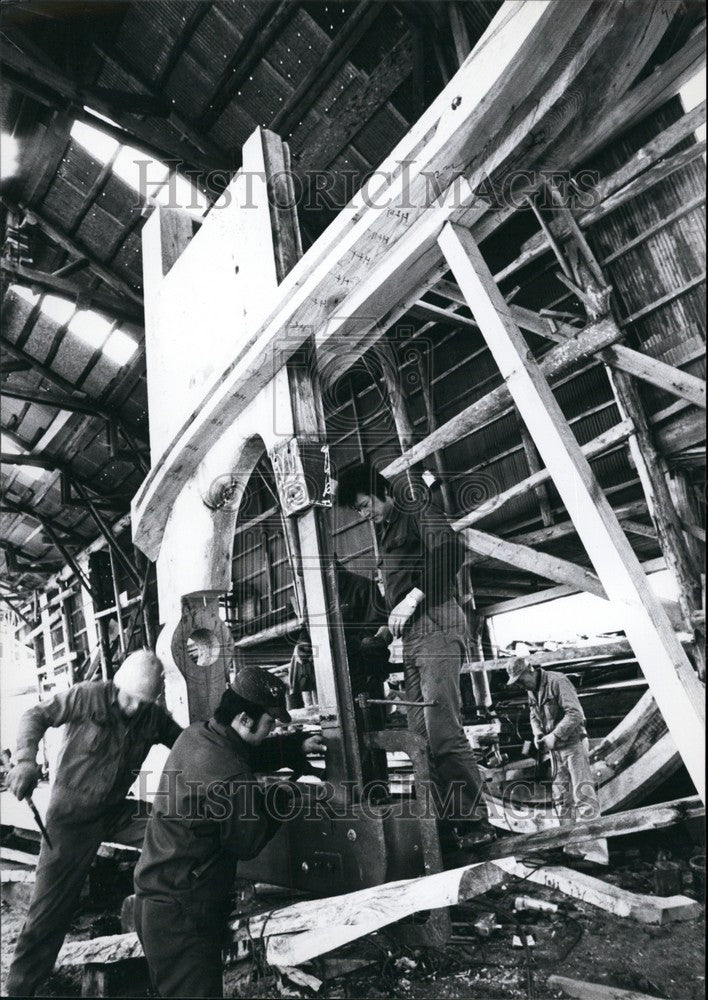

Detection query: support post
(107, 547), (127, 657)
(545, 180), (705, 674)
(261, 130), (363, 796)
(437, 222), (705, 802)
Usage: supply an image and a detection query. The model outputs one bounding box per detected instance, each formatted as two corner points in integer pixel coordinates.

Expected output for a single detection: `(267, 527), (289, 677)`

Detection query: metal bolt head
(347, 828), (357, 842)
(451, 95), (462, 110)
(301, 861), (309, 872)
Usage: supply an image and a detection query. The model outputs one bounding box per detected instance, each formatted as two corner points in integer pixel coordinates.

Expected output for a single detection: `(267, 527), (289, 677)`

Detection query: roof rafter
(199, 1), (299, 133)
(270, 1), (382, 137)
(2, 197), (143, 304)
(0, 34), (219, 172)
(1, 262), (144, 324)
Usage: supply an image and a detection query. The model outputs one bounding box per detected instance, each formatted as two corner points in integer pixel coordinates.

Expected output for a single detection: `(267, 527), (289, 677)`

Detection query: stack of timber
(57, 798), (703, 973)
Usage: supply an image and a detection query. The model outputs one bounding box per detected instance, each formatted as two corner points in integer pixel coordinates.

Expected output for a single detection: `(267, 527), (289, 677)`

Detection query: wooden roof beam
(91, 43), (227, 164)
(0, 337), (151, 452)
(0, 37), (218, 173)
(1, 498), (85, 545)
(1, 262), (144, 325)
(270, 2), (382, 137)
(1, 385), (107, 419)
(2, 198), (143, 305)
(199, 1), (300, 133)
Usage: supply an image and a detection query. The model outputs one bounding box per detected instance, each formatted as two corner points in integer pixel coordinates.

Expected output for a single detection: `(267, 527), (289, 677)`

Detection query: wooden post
(437, 222), (705, 802)
(517, 411), (553, 526)
(544, 180), (705, 673)
(107, 547), (127, 657)
(261, 131), (364, 794)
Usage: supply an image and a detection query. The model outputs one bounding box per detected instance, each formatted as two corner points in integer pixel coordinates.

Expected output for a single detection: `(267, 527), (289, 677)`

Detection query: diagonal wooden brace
(437, 221), (705, 802)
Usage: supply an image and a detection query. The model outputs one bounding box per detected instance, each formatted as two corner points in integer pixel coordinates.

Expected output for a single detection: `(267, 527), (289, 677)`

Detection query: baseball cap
(231, 666), (291, 723)
(506, 657), (532, 687)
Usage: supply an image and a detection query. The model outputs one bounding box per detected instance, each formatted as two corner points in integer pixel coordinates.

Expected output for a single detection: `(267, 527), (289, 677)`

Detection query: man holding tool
(5, 650), (182, 997)
(336, 462), (494, 846)
(134, 666), (325, 998)
(506, 658), (609, 865)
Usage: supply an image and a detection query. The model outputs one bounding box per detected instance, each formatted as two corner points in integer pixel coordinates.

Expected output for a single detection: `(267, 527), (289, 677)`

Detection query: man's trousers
(403, 602), (488, 824)
(134, 893), (230, 998)
(552, 738), (609, 865)
(5, 801), (147, 997)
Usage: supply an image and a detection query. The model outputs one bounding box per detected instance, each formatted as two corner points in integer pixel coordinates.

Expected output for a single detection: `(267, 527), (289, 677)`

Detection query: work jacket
(133, 719), (309, 904)
(378, 491), (464, 615)
(15, 681), (182, 821)
(527, 669), (587, 751)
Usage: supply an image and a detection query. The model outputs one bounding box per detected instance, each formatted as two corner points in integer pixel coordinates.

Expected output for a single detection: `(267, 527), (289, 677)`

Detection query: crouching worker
(133, 666), (326, 998)
(6, 651), (182, 998)
(506, 659), (609, 866)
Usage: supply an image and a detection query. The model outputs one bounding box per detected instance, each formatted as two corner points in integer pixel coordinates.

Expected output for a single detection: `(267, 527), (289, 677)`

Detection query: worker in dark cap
(133, 665), (326, 999)
(5, 650), (183, 998)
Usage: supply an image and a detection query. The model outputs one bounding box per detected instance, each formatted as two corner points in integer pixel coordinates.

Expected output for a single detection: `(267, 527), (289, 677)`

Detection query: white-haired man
(6, 650), (182, 997)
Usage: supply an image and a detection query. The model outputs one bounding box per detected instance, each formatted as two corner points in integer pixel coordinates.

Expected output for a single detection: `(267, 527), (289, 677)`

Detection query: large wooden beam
(572, 23), (706, 162)
(383, 316), (623, 477)
(458, 527), (606, 599)
(455, 420), (633, 529)
(1, 262), (144, 326)
(231, 797), (703, 966)
(132, 0), (672, 559)
(3, 200), (143, 305)
(499, 860), (701, 926)
(437, 222), (704, 800)
(482, 555), (667, 618)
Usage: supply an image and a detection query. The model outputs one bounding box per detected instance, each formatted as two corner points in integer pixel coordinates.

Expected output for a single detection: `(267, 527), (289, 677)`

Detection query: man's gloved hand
(8, 761), (40, 801)
(537, 733), (557, 751)
(388, 588), (424, 638)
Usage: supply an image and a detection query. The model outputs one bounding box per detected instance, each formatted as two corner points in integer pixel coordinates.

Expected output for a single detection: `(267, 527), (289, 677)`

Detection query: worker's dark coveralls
(133, 719), (310, 998)
(6, 681), (181, 998)
(378, 493), (487, 822)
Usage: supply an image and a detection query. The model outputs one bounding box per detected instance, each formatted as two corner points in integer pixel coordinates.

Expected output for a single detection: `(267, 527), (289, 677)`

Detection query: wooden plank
(234, 798), (703, 966)
(547, 974), (664, 1000)
(600, 346), (705, 409)
(383, 317), (623, 478)
(454, 420), (633, 528)
(498, 860), (702, 925)
(58, 932), (142, 967)
(458, 527), (606, 599)
(133, 0), (670, 559)
(483, 556), (667, 618)
(437, 222), (705, 800)
(0, 847), (39, 866)
(463, 639), (636, 675)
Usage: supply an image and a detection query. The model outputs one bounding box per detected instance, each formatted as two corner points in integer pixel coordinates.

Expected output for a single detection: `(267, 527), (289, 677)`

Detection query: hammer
(1, 749), (53, 850)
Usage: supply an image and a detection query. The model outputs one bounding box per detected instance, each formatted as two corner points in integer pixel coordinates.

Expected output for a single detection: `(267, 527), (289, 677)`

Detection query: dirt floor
(1, 831), (704, 999)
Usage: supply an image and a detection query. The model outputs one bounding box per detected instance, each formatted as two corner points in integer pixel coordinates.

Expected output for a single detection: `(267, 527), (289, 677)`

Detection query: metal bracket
(270, 437), (332, 516)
